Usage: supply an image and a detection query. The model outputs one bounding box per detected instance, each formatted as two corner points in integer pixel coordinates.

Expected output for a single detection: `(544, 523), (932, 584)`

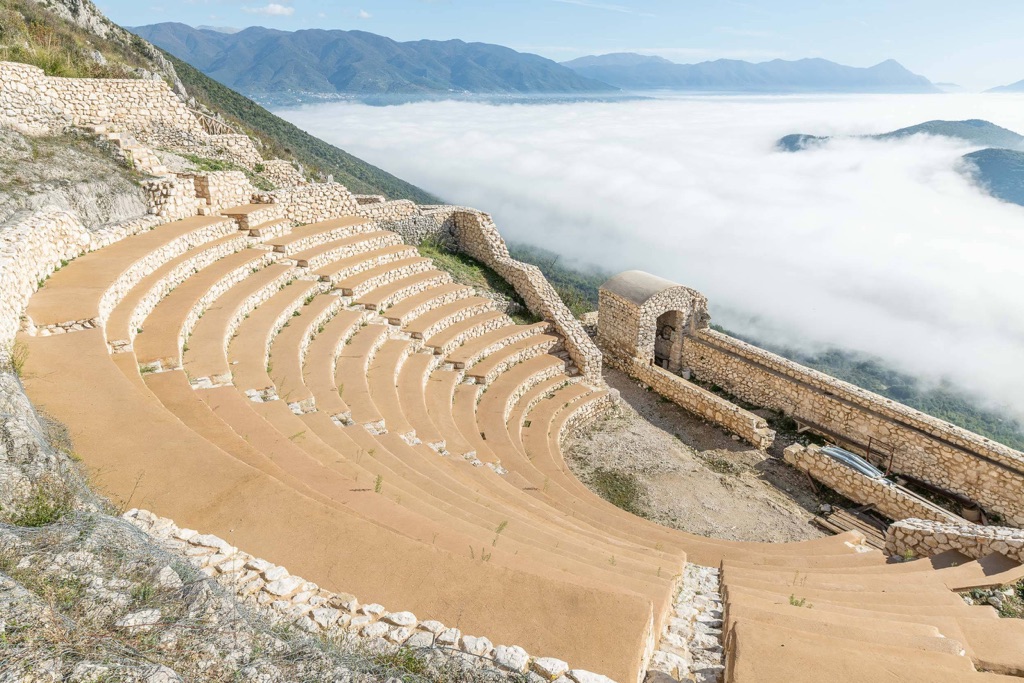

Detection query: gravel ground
(566, 368), (825, 543)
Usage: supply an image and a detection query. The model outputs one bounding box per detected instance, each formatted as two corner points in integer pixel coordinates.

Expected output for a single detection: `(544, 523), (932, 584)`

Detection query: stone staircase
(17, 200), (1024, 683)
(83, 122), (169, 177)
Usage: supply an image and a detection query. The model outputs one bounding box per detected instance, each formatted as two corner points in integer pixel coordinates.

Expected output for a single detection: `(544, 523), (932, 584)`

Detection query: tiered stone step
(221, 203), (290, 239)
(301, 308), (367, 423)
(403, 297), (495, 340)
(27, 215), (235, 333)
(316, 246), (422, 286)
(269, 216), (374, 256)
(355, 270), (454, 312)
(105, 232), (249, 352)
(425, 311), (511, 356)
(267, 293), (344, 413)
(133, 249), (275, 371)
(383, 283), (475, 326)
(181, 263), (295, 385)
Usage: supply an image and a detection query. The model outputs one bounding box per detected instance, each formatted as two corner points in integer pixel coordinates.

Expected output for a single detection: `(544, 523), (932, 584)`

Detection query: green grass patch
(6, 475), (74, 527)
(590, 467), (647, 517)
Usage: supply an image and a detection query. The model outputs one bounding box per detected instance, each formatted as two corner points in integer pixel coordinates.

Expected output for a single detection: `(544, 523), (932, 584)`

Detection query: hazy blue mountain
(875, 120), (1024, 147)
(987, 79), (1024, 93)
(131, 23), (616, 103)
(776, 120), (1024, 152)
(963, 149), (1024, 207)
(561, 53), (939, 93)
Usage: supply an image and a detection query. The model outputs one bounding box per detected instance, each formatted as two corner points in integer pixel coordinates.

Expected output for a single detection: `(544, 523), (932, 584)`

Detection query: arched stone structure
(597, 270), (710, 369)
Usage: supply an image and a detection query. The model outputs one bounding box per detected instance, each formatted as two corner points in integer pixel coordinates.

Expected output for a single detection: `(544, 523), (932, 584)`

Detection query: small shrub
(8, 475), (74, 527)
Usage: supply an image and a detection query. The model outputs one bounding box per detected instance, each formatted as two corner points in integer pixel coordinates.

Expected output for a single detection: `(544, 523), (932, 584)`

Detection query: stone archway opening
(654, 309), (686, 372)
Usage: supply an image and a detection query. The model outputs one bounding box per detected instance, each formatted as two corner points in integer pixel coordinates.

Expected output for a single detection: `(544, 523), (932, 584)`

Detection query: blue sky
(98, 0), (1024, 89)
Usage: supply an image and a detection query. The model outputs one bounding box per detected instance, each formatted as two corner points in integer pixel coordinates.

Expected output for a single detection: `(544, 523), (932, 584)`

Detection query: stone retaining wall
(624, 358), (774, 451)
(123, 508), (616, 683)
(683, 329), (1024, 526)
(185, 171), (255, 214)
(451, 210), (603, 385)
(357, 199), (419, 222)
(0, 61), (263, 168)
(254, 183), (360, 226)
(260, 159), (306, 188)
(886, 518), (1024, 563)
(783, 444), (962, 524)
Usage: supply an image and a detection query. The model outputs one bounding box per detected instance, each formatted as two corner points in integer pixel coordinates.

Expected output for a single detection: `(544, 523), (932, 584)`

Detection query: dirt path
(565, 368), (825, 543)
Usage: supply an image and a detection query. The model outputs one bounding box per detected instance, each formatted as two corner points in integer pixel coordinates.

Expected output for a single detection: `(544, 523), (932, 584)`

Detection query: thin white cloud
(552, 0), (654, 18)
(244, 3), (294, 16)
(279, 94), (1024, 420)
(358, 9), (372, 19)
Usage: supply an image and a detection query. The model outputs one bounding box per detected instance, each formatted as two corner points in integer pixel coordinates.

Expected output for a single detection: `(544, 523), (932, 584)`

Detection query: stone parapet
(260, 159), (306, 188)
(684, 329), (1024, 526)
(357, 198), (419, 222)
(783, 444), (962, 524)
(624, 357), (775, 451)
(886, 518), (1024, 563)
(254, 183), (360, 226)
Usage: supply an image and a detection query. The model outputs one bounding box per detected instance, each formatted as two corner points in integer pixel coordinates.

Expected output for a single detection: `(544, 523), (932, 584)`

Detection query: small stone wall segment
(254, 183), (360, 226)
(626, 358), (774, 450)
(684, 329), (1024, 526)
(183, 171), (256, 215)
(260, 159), (307, 189)
(783, 444), (962, 524)
(122, 508), (617, 683)
(142, 175), (203, 221)
(357, 199), (419, 222)
(451, 210), (603, 386)
(886, 518), (1024, 563)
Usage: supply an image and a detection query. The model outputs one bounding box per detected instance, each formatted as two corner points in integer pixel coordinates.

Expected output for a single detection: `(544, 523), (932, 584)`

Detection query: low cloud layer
(280, 94), (1024, 416)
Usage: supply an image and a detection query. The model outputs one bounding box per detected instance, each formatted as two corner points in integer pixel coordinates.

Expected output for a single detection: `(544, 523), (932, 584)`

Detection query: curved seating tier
(20, 204), (1024, 683)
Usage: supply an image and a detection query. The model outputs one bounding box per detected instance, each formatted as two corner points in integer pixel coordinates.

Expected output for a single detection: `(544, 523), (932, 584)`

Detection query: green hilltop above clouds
(776, 120), (1024, 209)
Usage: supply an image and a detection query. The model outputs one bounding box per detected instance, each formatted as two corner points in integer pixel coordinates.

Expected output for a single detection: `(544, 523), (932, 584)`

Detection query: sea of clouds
(279, 94), (1024, 417)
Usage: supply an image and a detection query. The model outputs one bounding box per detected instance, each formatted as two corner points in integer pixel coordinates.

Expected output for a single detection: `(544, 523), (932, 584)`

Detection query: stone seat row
(20, 204), (1024, 683)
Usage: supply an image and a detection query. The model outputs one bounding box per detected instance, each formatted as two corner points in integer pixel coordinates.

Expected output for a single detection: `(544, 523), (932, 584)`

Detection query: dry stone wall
(260, 159), (306, 188)
(184, 171), (255, 214)
(0, 61), (263, 169)
(626, 358), (774, 450)
(886, 518), (1024, 563)
(783, 444), (962, 524)
(356, 198), (419, 222)
(254, 183), (360, 226)
(683, 329), (1024, 526)
(451, 210), (603, 385)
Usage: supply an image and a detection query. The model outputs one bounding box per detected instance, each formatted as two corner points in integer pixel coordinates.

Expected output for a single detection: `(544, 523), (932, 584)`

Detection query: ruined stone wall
(142, 175), (203, 221)
(184, 171), (255, 214)
(0, 61), (199, 139)
(260, 160), (306, 189)
(253, 183), (360, 226)
(626, 358), (775, 450)
(886, 518), (1024, 563)
(357, 198), (419, 223)
(783, 444), (962, 524)
(0, 61), (262, 168)
(452, 210), (603, 385)
(682, 329), (1024, 526)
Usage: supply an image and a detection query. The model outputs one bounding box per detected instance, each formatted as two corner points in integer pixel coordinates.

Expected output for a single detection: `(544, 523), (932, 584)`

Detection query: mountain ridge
(561, 52), (939, 93)
(131, 22), (617, 103)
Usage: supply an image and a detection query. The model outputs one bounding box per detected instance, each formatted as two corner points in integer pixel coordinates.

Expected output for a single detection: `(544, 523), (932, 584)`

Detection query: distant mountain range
(561, 53), (939, 93)
(776, 119), (1024, 208)
(130, 23), (615, 103)
(988, 79), (1024, 93)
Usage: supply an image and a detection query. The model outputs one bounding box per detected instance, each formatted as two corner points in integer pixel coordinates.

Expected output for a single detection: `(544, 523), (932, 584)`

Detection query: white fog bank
(278, 94), (1024, 417)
